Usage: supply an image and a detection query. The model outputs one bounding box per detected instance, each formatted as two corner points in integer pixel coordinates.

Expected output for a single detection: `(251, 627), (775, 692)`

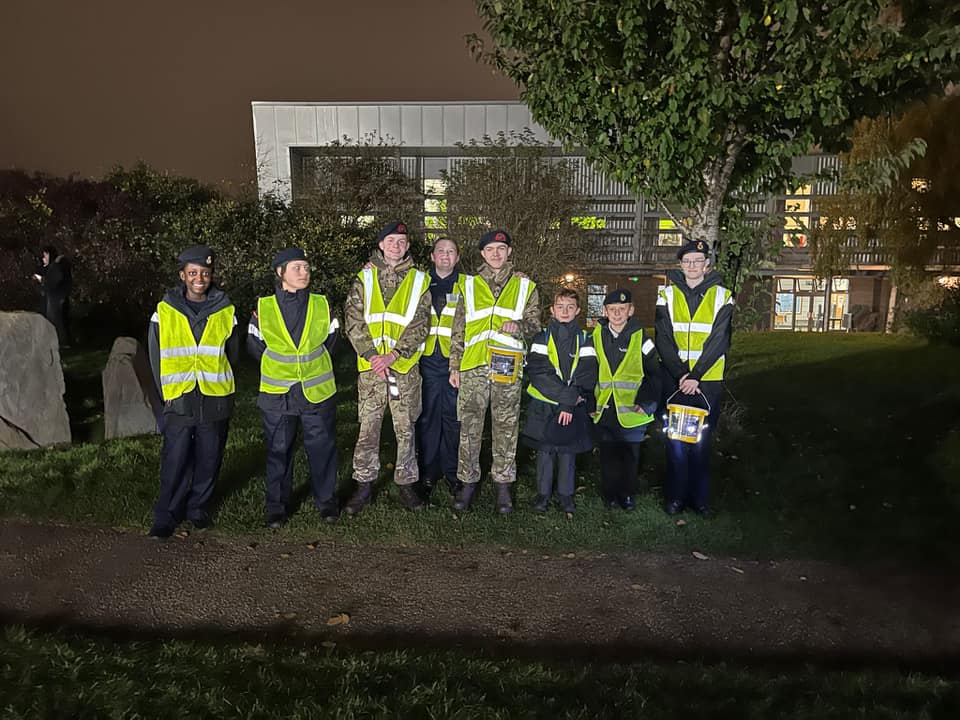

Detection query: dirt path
(2, 519), (959, 664)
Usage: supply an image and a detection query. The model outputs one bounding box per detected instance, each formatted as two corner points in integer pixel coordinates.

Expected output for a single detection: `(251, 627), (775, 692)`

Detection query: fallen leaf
(321, 641), (336, 649)
(849, 504), (857, 511)
(675, 519), (687, 527)
(280, 553), (290, 559)
(692, 551), (709, 561)
(281, 611), (297, 620)
(247, 542), (258, 550)
(306, 543), (316, 550)
(630, 583), (643, 590)
(326, 613), (351, 626)
(730, 567), (744, 575)
(799, 575), (808, 582)
(565, 512), (574, 520)
(563, 552), (576, 559)
(176, 531), (189, 538)
(729, 455), (739, 460)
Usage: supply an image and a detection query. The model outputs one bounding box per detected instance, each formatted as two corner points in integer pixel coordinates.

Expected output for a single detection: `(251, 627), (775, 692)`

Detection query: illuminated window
(586, 284), (607, 321)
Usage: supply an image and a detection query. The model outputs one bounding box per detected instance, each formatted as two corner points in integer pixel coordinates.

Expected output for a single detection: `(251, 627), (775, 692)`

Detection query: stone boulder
(102, 337), (161, 439)
(0, 312), (71, 450)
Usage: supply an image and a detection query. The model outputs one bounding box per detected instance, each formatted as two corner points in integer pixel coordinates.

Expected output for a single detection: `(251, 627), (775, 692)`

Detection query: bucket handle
(666, 389), (711, 413)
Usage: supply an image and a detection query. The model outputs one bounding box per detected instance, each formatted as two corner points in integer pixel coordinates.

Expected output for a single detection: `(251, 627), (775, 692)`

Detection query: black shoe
(694, 506), (711, 518)
(531, 494), (550, 513)
(148, 524), (175, 541)
(419, 477), (436, 501)
(344, 482), (373, 516)
(452, 482), (477, 511)
(664, 500), (684, 515)
(318, 504), (340, 524)
(495, 484), (513, 515)
(619, 495), (636, 512)
(265, 513), (286, 530)
(398, 484), (426, 512)
(446, 478), (462, 496)
(190, 517), (212, 532)
(556, 494), (576, 514)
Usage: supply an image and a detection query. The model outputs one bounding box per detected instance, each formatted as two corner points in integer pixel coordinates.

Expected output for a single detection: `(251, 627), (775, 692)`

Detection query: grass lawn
(2, 626), (958, 720)
(1, 332), (958, 567)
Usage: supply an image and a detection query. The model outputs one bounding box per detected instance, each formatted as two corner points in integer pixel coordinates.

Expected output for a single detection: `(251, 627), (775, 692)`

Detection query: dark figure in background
(655, 240), (734, 517)
(247, 248), (340, 529)
(34, 245), (72, 346)
(146, 246), (240, 540)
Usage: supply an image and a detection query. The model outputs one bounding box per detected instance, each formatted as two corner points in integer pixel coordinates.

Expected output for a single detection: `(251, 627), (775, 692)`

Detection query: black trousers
(416, 371), (460, 484)
(664, 394), (722, 510)
(261, 402), (337, 517)
(45, 295), (70, 346)
(154, 419), (229, 527)
(536, 450), (576, 496)
(597, 441), (642, 500)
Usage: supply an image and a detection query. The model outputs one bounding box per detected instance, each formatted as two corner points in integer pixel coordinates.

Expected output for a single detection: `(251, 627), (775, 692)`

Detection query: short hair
(553, 288), (580, 307)
(431, 236), (459, 252)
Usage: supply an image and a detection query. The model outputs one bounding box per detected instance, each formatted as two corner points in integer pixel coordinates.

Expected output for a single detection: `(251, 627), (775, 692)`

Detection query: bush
(902, 285), (960, 345)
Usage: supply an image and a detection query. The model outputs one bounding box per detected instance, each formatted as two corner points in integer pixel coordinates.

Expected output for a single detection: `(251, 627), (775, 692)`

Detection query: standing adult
(247, 248), (340, 528)
(449, 229), (540, 513)
(146, 246), (239, 539)
(343, 221), (432, 514)
(33, 245), (72, 347)
(416, 237), (464, 500)
(655, 239), (734, 516)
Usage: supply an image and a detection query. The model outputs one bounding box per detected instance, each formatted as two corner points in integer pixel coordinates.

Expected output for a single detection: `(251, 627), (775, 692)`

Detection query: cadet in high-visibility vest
(343, 220), (433, 515)
(247, 248), (340, 529)
(146, 246), (239, 540)
(520, 288), (598, 514)
(449, 229), (541, 514)
(416, 237), (465, 501)
(655, 239), (734, 517)
(591, 289), (663, 511)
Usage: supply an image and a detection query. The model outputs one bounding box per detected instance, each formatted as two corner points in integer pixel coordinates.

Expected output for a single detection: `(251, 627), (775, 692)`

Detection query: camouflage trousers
(456, 367), (523, 485)
(353, 367), (422, 486)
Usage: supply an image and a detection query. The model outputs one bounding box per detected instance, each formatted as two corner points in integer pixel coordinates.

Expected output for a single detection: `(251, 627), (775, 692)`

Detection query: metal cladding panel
(295, 106), (317, 144)
(317, 106), (339, 143)
(336, 105), (360, 142)
(506, 104), (529, 134)
(443, 105), (465, 146)
(486, 104), (508, 137)
(358, 105), (380, 141)
(422, 106), (443, 146)
(400, 105), (423, 145)
(380, 104), (402, 143)
(275, 107), (297, 181)
(252, 105), (279, 186)
(464, 104), (486, 142)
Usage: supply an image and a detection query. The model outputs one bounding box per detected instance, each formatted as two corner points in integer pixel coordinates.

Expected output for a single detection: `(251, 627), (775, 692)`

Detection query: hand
(500, 321), (518, 334)
(449, 370), (460, 388)
(632, 404), (646, 415)
(576, 395), (583, 405)
(512, 271), (529, 279)
(558, 410), (573, 426)
(679, 375), (700, 394)
(362, 261), (374, 270)
(370, 352), (396, 376)
(32, 274), (42, 282)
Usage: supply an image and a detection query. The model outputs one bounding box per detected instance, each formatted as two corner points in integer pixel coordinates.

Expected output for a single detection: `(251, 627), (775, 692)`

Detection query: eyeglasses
(680, 258), (706, 266)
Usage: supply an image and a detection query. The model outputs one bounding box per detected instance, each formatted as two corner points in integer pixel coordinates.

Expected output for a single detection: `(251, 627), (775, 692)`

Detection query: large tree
(472, 1), (960, 261)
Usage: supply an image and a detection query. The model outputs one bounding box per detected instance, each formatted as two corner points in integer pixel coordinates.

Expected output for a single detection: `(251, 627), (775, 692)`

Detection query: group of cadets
(147, 223), (733, 539)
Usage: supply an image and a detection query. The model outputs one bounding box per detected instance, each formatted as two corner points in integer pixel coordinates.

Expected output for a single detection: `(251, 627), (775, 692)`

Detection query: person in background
(34, 245), (72, 347)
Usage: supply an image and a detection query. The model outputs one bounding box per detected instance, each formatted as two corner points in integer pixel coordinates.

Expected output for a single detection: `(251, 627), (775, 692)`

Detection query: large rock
(0, 312), (71, 450)
(102, 337), (160, 439)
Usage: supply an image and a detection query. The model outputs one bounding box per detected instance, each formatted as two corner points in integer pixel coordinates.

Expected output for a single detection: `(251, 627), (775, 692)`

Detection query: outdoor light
(663, 391), (710, 444)
(564, 273), (576, 282)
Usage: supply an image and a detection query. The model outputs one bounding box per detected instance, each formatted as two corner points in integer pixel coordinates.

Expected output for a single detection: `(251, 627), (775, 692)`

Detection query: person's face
(279, 260), (310, 291)
(680, 252), (709, 283)
(551, 295), (580, 323)
(430, 239), (459, 275)
(42, 252), (50, 266)
(604, 302), (634, 330)
(379, 233), (409, 264)
(180, 263), (212, 298)
(481, 242), (511, 270)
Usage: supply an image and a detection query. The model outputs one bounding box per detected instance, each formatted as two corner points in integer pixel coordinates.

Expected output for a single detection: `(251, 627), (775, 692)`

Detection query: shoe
(318, 504), (340, 524)
(190, 517), (212, 532)
(494, 484), (513, 515)
(265, 513), (286, 530)
(531, 494), (550, 513)
(694, 506), (711, 518)
(452, 482), (477, 511)
(419, 477), (436, 501)
(446, 478), (463, 496)
(398, 484), (426, 512)
(556, 494), (576, 514)
(148, 524), (175, 541)
(664, 501), (684, 515)
(344, 482), (373, 516)
(619, 495), (636, 512)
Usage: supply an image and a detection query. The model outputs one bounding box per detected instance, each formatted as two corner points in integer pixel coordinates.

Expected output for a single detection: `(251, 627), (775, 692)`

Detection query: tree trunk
(885, 283), (898, 333)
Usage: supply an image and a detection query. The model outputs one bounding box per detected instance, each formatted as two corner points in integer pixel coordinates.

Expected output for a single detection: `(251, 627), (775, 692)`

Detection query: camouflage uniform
(449, 261), (541, 485)
(344, 250), (432, 486)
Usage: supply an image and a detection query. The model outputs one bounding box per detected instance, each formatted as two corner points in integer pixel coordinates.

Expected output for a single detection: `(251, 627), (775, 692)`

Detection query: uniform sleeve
(394, 286), (432, 359)
(519, 285), (542, 344)
(225, 314), (241, 369)
(246, 310), (266, 363)
(343, 277), (378, 361)
(449, 294), (465, 371)
(688, 302), (734, 381)
(655, 302), (687, 381)
(325, 314), (339, 354)
(636, 332), (664, 415)
(572, 335), (598, 409)
(527, 333), (580, 410)
(147, 312), (162, 396)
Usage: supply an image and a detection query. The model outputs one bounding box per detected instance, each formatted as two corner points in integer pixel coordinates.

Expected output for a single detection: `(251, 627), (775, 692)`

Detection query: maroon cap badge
(397, 223), (407, 233)
(495, 232), (506, 242)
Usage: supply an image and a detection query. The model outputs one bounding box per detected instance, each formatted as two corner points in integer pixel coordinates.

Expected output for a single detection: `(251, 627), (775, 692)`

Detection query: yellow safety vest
(461, 274), (535, 371)
(423, 275), (464, 358)
(527, 330), (594, 404)
(659, 284), (732, 381)
(257, 294), (336, 403)
(593, 325), (653, 428)
(357, 266), (429, 374)
(156, 301), (235, 401)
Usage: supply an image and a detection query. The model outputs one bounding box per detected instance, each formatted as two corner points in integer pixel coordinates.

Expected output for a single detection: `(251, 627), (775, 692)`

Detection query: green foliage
(902, 285), (960, 345)
(713, 206), (782, 294)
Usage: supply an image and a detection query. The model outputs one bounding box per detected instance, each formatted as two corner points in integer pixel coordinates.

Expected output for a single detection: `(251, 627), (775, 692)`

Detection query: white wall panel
(336, 105), (359, 142)
(380, 104), (401, 143)
(400, 105), (422, 146)
(464, 104), (486, 142)
(358, 105), (380, 141)
(443, 105), (465, 146)
(486, 104), (507, 138)
(317, 106), (339, 143)
(295, 106), (317, 144)
(422, 105), (443, 146)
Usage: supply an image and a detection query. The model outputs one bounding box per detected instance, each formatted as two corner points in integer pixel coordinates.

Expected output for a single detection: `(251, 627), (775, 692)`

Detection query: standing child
(521, 289), (598, 513)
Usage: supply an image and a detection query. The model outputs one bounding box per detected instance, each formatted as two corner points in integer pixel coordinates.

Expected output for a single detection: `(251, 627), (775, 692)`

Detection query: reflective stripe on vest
(592, 326), (652, 428)
(424, 276), (463, 358)
(257, 294), (336, 403)
(461, 274), (535, 371)
(357, 266), (428, 374)
(526, 331), (585, 405)
(157, 302), (235, 401)
(660, 284), (732, 381)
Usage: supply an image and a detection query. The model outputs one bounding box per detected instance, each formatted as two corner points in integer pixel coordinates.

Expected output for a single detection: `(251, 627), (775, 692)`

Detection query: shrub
(902, 285), (960, 345)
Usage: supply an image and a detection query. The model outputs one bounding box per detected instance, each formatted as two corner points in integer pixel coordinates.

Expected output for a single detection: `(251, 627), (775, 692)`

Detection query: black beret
(677, 239), (711, 259)
(178, 246), (214, 268)
(603, 289), (632, 305)
(376, 220), (409, 243)
(271, 247), (307, 270)
(478, 229), (512, 251)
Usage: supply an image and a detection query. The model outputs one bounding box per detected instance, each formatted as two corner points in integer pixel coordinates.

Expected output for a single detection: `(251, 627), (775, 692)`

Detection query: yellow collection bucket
(664, 390), (711, 444)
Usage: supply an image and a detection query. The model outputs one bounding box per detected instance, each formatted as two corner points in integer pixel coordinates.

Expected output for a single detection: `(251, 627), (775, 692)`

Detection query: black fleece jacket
(525, 318), (598, 413)
(593, 317), (663, 422)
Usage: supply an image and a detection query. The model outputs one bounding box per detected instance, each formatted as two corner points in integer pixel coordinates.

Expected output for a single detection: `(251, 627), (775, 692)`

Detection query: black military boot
(495, 483), (513, 515)
(531, 473), (552, 513)
(343, 482), (373, 516)
(398, 484), (425, 511)
(452, 482), (477, 511)
(556, 471), (575, 514)
(419, 476), (436, 501)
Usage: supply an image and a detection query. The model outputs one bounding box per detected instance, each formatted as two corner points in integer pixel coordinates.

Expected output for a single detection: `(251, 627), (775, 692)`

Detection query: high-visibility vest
(593, 325), (653, 428)
(357, 266), (429, 374)
(257, 294), (336, 403)
(461, 274), (535, 371)
(423, 275), (464, 358)
(156, 301), (235, 401)
(658, 284), (733, 381)
(526, 330), (595, 404)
